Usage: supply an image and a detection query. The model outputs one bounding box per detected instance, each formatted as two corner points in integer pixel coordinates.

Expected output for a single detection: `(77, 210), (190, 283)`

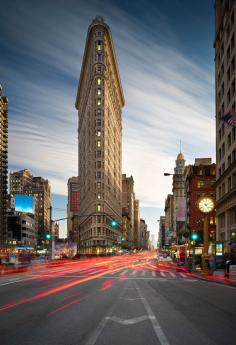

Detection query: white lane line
(122, 269), (129, 275)
(0, 277), (35, 286)
(135, 283), (170, 345)
(141, 270), (146, 277)
(152, 271), (156, 277)
(131, 270), (137, 276)
(169, 272), (176, 278)
(180, 273), (186, 278)
(160, 272), (166, 278)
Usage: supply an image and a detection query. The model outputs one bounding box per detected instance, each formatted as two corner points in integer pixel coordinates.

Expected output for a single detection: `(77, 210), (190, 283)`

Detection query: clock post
(197, 196), (215, 275)
(202, 215), (209, 275)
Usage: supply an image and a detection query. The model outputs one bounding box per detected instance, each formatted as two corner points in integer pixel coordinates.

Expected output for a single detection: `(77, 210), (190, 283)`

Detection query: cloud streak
(0, 0), (215, 234)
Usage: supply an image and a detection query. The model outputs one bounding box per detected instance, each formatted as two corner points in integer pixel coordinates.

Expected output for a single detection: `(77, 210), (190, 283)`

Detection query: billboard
(176, 197), (186, 221)
(14, 194), (34, 214)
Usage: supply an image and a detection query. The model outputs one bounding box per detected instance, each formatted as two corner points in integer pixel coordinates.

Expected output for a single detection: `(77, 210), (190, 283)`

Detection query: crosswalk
(113, 269), (196, 281)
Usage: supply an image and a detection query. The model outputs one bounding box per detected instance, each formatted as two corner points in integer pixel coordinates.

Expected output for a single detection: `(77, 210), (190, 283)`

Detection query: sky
(0, 0), (215, 241)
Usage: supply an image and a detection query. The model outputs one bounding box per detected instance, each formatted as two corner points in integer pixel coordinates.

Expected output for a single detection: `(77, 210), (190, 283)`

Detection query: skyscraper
(0, 85), (8, 244)
(67, 176), (79, 242)
(172, 152), (186, 244)
(76, 17), (124, 254)
(215, 1), (236, 250)
(122, 174), (135, 248)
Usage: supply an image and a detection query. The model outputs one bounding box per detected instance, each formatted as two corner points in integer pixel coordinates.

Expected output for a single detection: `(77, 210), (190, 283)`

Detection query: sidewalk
(194, 266), (236, 287)
(157, 260), (236, 287)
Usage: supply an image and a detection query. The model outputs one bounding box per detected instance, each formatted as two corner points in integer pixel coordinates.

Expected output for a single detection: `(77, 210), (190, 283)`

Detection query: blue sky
(0, 0), (215, 240)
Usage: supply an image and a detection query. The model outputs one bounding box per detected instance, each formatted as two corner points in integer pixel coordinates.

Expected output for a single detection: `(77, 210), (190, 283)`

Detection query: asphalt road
(0, 253), (236, 345)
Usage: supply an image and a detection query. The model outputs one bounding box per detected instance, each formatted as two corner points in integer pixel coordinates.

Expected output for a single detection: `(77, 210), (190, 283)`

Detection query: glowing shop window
(97, 78), (101, 85)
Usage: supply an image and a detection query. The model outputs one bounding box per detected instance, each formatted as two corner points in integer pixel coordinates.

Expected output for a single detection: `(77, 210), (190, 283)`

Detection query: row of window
(218, 170), (236, 199)
(217, 7), (234, 66)
(218, 148), (236, 176)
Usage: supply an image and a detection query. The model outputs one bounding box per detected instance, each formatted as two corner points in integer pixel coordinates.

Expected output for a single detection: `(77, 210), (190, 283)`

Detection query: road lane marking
(180, 273), (186, 278)
(169, 272), (176, 278)
(105, 315), (152, 325)
(122, 269), (129, 274)
(131, 270), (137, 276)
(135, 283), (170, 345)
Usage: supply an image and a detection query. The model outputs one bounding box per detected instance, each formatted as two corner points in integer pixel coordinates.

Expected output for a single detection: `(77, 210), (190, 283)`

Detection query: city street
(0, 253), (236, 345)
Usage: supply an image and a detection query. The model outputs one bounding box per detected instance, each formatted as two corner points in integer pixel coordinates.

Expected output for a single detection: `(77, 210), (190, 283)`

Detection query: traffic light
(191, 233), (198, 240)
(190, 231), (203, 244)
(111, 219), (118, 228)
(45, 233), (52, 240)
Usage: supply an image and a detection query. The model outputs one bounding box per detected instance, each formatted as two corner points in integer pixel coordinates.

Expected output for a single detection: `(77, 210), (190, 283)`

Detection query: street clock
(197, 197), (215, 214)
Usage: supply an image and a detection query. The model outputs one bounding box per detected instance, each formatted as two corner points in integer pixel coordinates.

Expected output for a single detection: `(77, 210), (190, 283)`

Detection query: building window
(228, 176), (231, 192)
(97, 88), (101, 96)
(97, 140), (101, 147)
(222, 142), (225, 156)
(97, 78), (101, 85)
(199, 169), (203, 175)
(232, 127), (236, 141)
(97, 41), (102, 51)
(228, 155), (231, 167)
(219, 148), (222, 160)
(222, 163), (225, 173)
(97, 193), (101, 200)
(197, 181), (205, 188)
(97, 99), (101, 106)
(222, 183), (226, 196)
(97, 182), (101, 189)
(228, 133), (231, 148)
(97, 130), (101, 137)
(97, 204), (101, 212)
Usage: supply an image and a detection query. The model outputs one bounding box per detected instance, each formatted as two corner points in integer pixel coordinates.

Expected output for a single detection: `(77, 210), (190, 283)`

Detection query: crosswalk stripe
(152, 271), (156, 277)
(131, 270), (137, 276)
(122, 270), (129, 275)
(169, 272), (176, 278)
(160, 272), (166, 277)
(180, 273), (186, 278)
(141, 271), (146, 277)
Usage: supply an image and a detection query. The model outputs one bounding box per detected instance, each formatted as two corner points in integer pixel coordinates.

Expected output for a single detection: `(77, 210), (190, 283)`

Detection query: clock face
(198, 197), (214, 214)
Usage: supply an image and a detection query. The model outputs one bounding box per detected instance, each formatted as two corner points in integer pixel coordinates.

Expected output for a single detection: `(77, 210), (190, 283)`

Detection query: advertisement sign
(14, 194), (34, 214)
(176, 197), (186, 221)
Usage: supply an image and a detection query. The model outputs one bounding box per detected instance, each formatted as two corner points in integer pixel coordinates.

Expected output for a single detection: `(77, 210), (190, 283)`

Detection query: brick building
(184, 159), (216, 245)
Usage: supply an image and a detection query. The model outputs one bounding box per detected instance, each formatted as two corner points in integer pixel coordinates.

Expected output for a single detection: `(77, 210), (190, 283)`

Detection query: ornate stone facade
(76, 17), (124, 253)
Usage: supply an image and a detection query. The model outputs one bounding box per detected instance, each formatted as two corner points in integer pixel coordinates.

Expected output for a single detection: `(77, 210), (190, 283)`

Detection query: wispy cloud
(0, 0), (215, 233)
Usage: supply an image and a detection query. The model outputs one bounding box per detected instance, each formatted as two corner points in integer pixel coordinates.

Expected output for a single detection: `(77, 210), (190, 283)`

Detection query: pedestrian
(208, 254), (216, 275)
(223, 252), (232, 277)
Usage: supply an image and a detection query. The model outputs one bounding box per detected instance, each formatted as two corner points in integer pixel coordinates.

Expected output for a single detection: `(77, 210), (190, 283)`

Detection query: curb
(190, 273), (236, 288)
